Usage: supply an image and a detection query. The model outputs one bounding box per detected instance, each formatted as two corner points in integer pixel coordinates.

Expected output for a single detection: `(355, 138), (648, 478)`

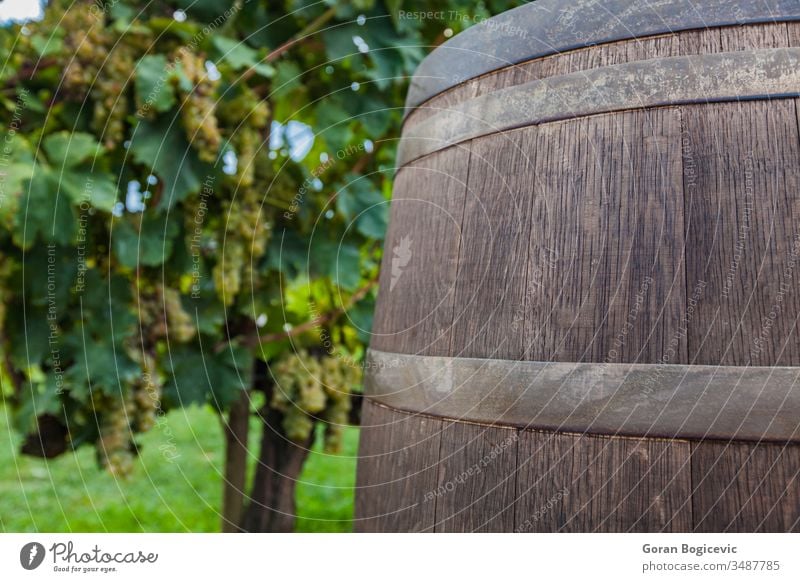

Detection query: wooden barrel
(354, 0), (800, 532)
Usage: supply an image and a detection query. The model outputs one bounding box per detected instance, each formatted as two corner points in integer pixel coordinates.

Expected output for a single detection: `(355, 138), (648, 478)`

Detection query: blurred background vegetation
(0, 406), (359, 532)
(0, 0), (522, 532)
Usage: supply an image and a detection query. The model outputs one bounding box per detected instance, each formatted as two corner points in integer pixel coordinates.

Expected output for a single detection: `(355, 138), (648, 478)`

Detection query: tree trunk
(221, 390), (250, 532)
(239, 404), (314, 532)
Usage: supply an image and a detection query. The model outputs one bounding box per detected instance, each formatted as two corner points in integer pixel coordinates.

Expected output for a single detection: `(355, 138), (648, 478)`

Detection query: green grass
(0, 405), (358, 532)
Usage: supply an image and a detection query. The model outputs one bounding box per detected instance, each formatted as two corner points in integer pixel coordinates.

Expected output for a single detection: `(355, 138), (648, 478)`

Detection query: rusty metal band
(397, 48), (800, 167)
(406, 0), (800, 111)
(364, 349), (800, 442)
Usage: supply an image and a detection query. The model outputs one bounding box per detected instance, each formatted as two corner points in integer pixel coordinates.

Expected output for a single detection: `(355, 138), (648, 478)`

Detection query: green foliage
(0, 0), (523, 480)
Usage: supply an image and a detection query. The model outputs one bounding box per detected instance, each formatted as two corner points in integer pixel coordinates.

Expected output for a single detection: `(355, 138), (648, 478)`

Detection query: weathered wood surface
(405, 23), (794, 130)
(514, 430), (693, 532)
(356, 21), (800, 532)
(449, 129), (537, 360)
(356, 404), (800, 532)
(370, 145), (470, 356)
(523, 109), (686, 364)
(355, 400), (442, 532)
(691, 440), (800, 532)
(682, 100), (800, 367)
(434, 421), (518, 532)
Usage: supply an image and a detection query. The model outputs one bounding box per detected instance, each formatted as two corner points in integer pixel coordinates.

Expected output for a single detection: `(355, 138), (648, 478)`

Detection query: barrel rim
(398, 48), (800, 166)
(405, 0), (800, 114)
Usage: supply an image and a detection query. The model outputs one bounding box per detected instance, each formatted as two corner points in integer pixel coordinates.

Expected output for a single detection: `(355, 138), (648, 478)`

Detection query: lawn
(0, 405), (358, 532)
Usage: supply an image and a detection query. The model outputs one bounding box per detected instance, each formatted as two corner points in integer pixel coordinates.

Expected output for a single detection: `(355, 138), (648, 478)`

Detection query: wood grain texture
(356, 402), (800, 532)
(448, 128), (537, 360)
(523, 109), (686, 364)
(433, 421), (518, 532)
(370, 145), (470, 356)
(719, 21), (789, 50)
(789, 21), (800, 46)
(354, 400), (443, 532)
(691, 440), (800, 532)
(514, 430), (693, 532)
(681, 100), (800, 366)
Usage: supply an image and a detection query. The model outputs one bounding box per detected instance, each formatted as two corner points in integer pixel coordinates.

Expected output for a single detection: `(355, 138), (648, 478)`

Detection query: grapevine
(0, 0), (417, 505)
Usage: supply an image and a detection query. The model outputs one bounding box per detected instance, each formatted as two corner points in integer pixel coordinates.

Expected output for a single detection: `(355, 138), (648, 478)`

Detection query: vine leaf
(135, 55), (178, 114)
(129, 117), (204, 210)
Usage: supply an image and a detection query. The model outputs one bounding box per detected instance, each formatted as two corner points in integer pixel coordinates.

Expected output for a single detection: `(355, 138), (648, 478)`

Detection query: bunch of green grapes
(162, 285), (196, 343)
(57, 4), (108, 95)
(91, 43), (137, 149)
(218, 92), (272, 247)
(218, 89), (270, 188)
(134, 284), (162, 337)
(214, 182), (274, 302)
(95, 392), (135, 478)
(133, 283), (195, 342)
(212, 234), (245, 305)
(133, 383), (159, 433)
(247, 146), (279, 257)
(319, 355), (361, 453)
(127, 351), (161, 434)
(211, 188), (272, 305)
(270, 350), (362, 451)
(45, 2), (139, 148)
(176, 50), (221, 163)
(270, 350), (325, 442)
(246, 180), (274, 252)
(211, 90), (275, 304)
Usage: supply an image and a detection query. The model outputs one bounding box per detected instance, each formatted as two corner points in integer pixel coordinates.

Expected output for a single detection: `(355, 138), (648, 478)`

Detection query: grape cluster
(319, 355), (361, 453)
(162, 286), (196, 343)
(92, 44), (136, 149)
(270, 350), (361, 451)
(58, 5), (108, 92)
(211, 178), (274, 305)
(95, 392), (135, 478)
(97, 347), (163, 476)
(212, 235), (245, 305)
(136, 284), (195, 343)
(131, 353), (161, 433)
(176, 50), (221, 163)
(218, 90), (270, 188)
(54, 2), (140, 148)
(211, 91), (274, 305)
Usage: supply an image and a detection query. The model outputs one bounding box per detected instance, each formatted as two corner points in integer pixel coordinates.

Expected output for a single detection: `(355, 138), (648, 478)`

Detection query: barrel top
(406, 0), (800, 112)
